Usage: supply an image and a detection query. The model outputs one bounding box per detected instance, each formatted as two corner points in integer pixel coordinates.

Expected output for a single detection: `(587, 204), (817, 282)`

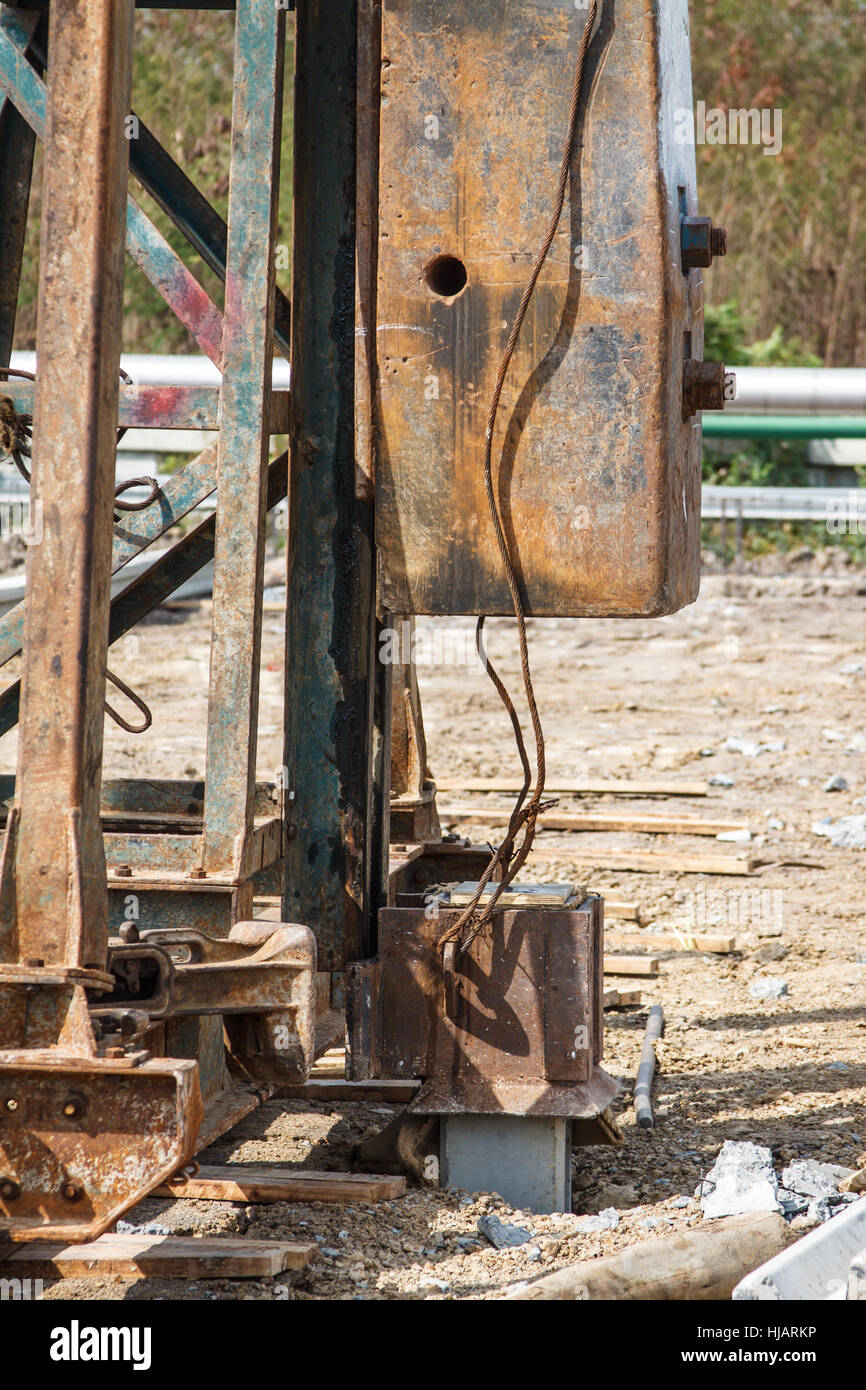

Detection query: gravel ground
(6, 558), (865, 1300)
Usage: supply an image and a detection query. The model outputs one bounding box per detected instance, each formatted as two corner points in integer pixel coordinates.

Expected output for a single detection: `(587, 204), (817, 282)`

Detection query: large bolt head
(683, 360), (728, 418)
(681, 216), (728, 269)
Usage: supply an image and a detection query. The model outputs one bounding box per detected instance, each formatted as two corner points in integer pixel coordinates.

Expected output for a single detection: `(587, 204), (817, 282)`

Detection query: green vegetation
(702, 301), (817, 490)
(13, 10), (293, 355)
(690, 0), (866, 368)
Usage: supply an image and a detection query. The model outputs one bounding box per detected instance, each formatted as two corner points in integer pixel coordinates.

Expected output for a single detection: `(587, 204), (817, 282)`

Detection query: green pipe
(702, 414), (866, 439)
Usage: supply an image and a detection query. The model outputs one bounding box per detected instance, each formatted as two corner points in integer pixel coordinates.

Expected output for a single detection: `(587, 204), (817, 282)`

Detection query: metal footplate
(0, 1050), (201, 1243)
(348, 888), (621, 1210)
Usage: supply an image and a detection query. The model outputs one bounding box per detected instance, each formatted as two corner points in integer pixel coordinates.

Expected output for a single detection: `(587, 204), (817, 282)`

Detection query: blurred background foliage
(13, 9), (293, 356)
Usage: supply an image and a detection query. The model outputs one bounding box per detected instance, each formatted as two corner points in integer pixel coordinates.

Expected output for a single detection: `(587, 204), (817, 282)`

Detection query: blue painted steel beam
(0, 378), (250, 428)
(125, 196), (223, 364)
(129, 118), (292, 360)
(0, 8), (40, 360)
(0, 17), (288, 362)
(202, 0), (285, 876)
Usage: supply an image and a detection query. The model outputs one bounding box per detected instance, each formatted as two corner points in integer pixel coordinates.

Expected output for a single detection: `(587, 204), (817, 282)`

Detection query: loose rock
(699, 1141), (781, 1220)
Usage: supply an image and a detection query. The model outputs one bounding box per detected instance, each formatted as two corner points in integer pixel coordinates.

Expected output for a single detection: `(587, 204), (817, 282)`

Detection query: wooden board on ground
(526, 846), (755, 876)
(0, 1235), (316, 1280)
(603, 988), (643, 1008)
(435, 779), (709, 797)
(602, 899), (641, 922)
(606, 930), (737, 954)
(155, 1165), (405, 1204)
(603, 955), (659, 977)
(196, 1081), (273, 1153)
(441, 807), (746, 836)
(277, 1077), (421, 1103)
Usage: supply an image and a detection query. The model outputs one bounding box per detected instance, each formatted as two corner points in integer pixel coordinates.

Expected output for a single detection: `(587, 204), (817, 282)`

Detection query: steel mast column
(284, 0), (380, 977)
(6, 0), (135, 988)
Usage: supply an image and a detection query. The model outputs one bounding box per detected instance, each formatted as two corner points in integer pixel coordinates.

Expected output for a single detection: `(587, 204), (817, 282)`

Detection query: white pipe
(10, 350), (292, 390)
(10, 353), (864, 415)
(725, 367), (866, 415)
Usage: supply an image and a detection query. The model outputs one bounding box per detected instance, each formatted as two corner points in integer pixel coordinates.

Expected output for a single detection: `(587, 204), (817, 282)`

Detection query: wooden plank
(277, 1077), (421, 1103)
(602, 899), (641, 922)
(603, 988), (643, 1008)
(0, 1235), (316, 1280)
(435, 779), (709, 797)
(195, 1082), (272, 1154)
(525, 846), (755, 876)
(441, 806), (745, 836)
(604, 955), (659, 977)
(155, 1165), (405, 1204)
(606, 930), (737, 954)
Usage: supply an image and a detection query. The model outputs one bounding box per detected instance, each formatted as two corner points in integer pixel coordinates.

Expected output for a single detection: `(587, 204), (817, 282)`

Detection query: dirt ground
(5, 554), (865, 1300)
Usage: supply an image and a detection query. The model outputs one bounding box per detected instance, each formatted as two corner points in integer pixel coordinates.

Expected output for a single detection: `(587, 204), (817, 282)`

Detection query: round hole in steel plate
(423, 253), (468, 299)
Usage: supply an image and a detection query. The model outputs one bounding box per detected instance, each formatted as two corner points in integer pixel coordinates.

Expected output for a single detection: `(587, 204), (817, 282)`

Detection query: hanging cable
(437, 0), (600, 960)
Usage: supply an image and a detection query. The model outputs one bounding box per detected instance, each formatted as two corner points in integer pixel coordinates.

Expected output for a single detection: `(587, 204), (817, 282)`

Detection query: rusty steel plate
(374, 0), (703, 616)
(351, 899), (618, 1117)
(0, 1056), (201, 1242)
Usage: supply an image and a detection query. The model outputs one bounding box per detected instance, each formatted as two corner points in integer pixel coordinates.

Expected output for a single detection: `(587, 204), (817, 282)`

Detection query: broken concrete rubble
(699, 1142), (781, 1220)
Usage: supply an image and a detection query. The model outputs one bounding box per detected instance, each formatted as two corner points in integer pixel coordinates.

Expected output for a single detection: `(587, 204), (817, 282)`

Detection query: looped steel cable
(0, 368), (156, 734)
(105, 668), (153, 735)
(437, 1), (599, 961)
(113, 475), (161, 519)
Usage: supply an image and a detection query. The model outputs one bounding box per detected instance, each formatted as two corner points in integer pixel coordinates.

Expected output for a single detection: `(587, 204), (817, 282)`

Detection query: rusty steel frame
(0, 3), (293, 949)
(0, 0), (206, 1244)
(0, 0), (319, 1243)
(0, 0), (727, 1232)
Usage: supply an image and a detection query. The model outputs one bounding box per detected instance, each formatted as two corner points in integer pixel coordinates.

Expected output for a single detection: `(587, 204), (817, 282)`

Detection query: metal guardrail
(702, 486), (863, 523)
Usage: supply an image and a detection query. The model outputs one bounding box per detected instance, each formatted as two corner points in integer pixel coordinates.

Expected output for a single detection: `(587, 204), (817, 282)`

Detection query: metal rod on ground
(735, 499), (744, 573)
(635, 1003), (664, 1130)
(720, 498), (727, 572)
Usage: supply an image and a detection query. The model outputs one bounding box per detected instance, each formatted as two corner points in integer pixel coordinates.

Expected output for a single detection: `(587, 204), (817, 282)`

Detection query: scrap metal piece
(389, 618), (441, 843)
(734, 1196), (866, 1301)
(93, 922), (317, 1086)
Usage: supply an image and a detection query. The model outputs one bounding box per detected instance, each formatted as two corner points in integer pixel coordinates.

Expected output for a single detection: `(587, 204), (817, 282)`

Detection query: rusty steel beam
(0, 0), (204, 1246)
(5, 0), (136, 979)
